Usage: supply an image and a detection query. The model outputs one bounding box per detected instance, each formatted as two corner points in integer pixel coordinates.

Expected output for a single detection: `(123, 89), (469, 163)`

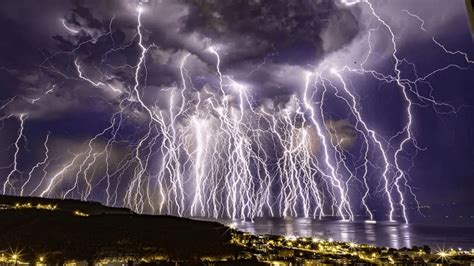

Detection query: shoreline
(0, 195), (473, 265)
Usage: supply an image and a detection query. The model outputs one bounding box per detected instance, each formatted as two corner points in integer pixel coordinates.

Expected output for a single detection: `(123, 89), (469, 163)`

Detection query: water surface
(206, 217), (474, 249)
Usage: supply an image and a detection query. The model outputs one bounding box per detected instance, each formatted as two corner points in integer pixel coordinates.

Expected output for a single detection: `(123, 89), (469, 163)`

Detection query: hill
(0, 195), (241, 264)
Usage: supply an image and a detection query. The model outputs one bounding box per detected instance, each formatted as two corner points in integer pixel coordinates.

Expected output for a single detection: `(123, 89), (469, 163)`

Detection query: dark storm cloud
(180, 0), (358, 64)
(0, 0), (472, 215)
(1, 0), (362, 120)
(1, 0), (469, 120)
(0, 1), (127, 119)
(173, 0), (361, 99)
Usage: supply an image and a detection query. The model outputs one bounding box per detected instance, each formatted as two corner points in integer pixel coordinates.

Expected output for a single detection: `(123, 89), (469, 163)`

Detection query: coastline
(0, 195), (473, 265)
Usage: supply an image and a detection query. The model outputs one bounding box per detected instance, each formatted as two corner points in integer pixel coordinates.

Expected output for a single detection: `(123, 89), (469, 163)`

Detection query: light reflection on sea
(205, 217), (474, 249)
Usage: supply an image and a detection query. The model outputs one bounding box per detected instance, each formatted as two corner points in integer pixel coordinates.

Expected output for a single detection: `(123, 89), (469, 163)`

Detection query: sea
(200, 217), (474, 250)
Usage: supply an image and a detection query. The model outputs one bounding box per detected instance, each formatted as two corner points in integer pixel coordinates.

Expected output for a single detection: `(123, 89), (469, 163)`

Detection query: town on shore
(0, 195), (473, 265)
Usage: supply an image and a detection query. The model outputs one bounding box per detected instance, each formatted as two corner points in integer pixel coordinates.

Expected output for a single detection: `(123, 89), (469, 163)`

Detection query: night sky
(0, 0), (473, 221)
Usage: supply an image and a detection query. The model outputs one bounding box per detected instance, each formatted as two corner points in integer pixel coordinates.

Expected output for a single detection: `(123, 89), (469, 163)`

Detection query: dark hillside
(0, 195), (237, 263)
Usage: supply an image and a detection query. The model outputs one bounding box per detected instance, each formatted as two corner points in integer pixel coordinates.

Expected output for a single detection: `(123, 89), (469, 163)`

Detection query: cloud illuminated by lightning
(0, 0), (470, 225)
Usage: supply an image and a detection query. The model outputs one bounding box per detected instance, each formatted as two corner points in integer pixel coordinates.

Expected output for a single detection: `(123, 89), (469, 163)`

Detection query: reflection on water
(213, 217), (474, 249)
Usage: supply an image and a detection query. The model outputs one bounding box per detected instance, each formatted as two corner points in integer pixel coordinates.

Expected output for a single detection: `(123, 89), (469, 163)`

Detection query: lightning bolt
(1, 0), (470, 225)
(20, 132), (50, 196)
(2, 114), (26, 194)
(61, 18), (79, 34)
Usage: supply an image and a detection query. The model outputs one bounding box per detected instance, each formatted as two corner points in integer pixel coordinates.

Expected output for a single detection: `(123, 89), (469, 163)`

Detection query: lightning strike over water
(0, 0), (472, 226)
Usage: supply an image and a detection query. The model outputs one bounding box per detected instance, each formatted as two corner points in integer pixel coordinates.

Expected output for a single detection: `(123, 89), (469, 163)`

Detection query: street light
(11, 254), (18, 266)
